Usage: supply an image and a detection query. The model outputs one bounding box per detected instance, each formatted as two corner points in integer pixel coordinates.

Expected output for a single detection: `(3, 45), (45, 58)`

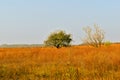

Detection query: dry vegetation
(0, 44), (120, 80)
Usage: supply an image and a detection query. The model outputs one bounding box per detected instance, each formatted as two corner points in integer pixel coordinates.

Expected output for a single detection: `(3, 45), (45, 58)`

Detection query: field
(0, 44), (120, 80)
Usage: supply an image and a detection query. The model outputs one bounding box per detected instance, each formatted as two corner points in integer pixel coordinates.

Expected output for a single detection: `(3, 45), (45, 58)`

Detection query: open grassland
(0, 44), (120, 80)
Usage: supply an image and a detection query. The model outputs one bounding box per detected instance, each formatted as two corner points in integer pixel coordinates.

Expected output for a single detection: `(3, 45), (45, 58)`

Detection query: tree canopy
(44, 30), (72, 48)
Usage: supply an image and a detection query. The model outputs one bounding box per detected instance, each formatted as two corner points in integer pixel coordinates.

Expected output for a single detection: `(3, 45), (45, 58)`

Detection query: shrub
(82, 24), (105, 47)
(104, 41), (112, 46)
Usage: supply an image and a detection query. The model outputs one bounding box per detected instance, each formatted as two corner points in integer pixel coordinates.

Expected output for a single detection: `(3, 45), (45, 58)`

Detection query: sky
(0, 0), (120, 44)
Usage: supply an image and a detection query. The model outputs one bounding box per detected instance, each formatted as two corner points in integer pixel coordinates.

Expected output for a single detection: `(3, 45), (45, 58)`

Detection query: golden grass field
(0, 44), (120, 80)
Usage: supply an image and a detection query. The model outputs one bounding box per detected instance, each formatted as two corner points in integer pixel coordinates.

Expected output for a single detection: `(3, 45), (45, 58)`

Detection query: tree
(82, 24), (105, 47)
(44, 30), (72, 48)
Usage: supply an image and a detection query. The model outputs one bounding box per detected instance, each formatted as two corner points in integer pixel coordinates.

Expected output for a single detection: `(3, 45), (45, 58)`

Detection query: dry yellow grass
(0, 44), (120, 80)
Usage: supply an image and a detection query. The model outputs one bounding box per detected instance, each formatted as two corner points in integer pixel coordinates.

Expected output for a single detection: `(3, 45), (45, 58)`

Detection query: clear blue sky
(0, 0), (120, 44)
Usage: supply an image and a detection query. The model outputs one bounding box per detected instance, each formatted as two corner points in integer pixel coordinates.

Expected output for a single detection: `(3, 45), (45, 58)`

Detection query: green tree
(44, 30), (72, 48)
(82, 24), (105, 47)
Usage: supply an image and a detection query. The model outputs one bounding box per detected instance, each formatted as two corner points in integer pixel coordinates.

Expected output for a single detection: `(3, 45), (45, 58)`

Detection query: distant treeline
(0, 44), (44, 48)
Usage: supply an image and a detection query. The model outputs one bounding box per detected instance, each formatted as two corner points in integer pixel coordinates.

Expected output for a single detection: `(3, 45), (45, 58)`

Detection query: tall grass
(0, 44), (120, 80)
